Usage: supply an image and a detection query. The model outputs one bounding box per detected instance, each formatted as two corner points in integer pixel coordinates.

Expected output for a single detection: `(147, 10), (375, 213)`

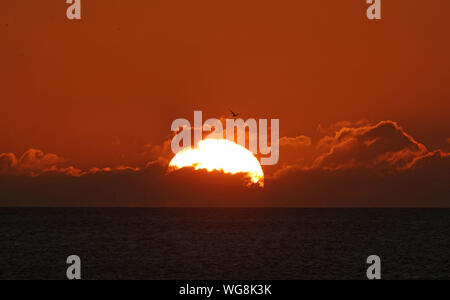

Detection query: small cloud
(0, 149), (140, 177)
(0, 153), (18, 174)
(279, 135), (312, 148)
(317, 119), (370, 135)
(18, 149), (67, 175)
(0, 149), (74, 176)
(142, 139), (173, 167)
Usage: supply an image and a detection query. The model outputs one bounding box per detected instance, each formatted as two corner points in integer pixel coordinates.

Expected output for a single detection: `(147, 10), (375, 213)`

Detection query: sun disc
(169, 139), (264, 186)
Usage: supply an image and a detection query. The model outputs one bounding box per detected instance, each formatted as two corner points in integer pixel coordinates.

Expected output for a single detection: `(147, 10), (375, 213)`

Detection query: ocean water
(0, 208), (449, 280)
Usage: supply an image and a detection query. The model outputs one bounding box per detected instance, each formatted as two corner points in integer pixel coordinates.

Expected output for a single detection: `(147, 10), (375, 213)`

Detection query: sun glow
(169, 139), (264, 186)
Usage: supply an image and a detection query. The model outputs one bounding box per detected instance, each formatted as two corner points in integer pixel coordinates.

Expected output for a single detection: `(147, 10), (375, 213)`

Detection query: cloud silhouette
(0, 152), (17, 174)
(312, 121), (428, 171)
(272, 120), (445, 178)
(0, 120), (449, 207)
(0, 149), (140, 177)
(142, 139), (173, 167)
(280, 135), (312, 148)
(0, 149), (79, 176)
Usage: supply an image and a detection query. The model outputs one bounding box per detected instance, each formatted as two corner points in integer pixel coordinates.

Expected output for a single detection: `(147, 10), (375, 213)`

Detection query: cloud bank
(0, 120), (449, 207)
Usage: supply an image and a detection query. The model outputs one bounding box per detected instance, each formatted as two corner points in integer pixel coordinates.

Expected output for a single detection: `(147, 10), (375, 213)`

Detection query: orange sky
(1, 0), (450, 170)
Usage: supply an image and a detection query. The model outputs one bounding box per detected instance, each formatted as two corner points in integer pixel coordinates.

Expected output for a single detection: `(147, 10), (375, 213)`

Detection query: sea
(0, 208), (449, 280)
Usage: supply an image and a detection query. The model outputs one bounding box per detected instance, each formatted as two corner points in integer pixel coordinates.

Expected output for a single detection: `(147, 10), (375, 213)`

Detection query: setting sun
(169, 139), (264, 186)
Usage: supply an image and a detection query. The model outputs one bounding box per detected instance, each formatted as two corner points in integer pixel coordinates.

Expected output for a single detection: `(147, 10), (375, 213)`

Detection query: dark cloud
(279, 135), (312, 148)
(1, 160), (448, 207)
(312, 121), (428, 171)
(0, 152), (17, 174)
(0, 149), (140, 177)
(143, 139), (173, 167)
(264, 135), (313, 178)
(0, 149), (78, 176)
(272, 121), (439, 177)
(0, 120), (449, 207)
(316, 119), (371, 135)
(406, 149), (449, 170)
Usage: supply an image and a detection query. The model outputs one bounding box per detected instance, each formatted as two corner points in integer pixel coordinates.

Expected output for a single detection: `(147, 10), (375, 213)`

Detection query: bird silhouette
(229, 109), (240, 118)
